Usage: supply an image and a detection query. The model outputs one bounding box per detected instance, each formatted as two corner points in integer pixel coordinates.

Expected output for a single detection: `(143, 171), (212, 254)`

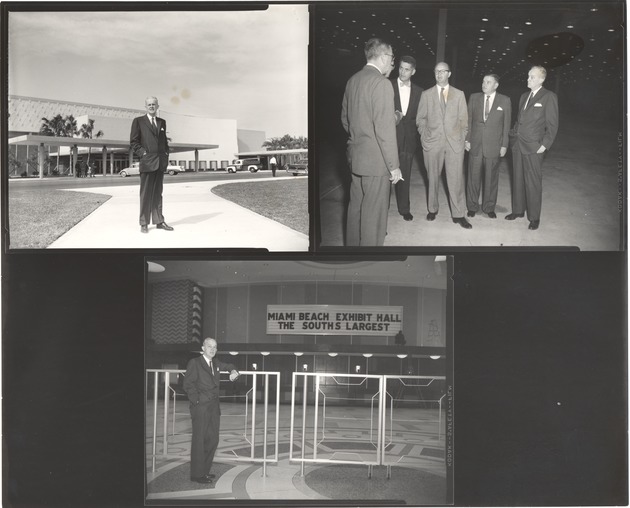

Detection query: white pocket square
(534, 103), (543, 107)
(497, 106), (503, 111)
(160, 127), (165, 131)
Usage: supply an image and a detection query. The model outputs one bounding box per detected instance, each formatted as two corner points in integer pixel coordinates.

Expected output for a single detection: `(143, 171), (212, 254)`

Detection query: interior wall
(199, 281), (446, 347)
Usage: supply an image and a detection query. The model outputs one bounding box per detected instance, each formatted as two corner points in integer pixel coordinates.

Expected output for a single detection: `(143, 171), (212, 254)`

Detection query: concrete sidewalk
(48, 176), (309, 250)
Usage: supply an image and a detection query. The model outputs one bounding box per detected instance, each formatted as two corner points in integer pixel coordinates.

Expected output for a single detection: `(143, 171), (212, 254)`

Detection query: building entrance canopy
(8, 134), (219, 178)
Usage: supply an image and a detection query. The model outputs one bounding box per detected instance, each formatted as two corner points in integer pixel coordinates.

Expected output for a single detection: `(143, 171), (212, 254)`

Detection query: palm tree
(39, 114), (79, 174)
(77, 119), (104, 164)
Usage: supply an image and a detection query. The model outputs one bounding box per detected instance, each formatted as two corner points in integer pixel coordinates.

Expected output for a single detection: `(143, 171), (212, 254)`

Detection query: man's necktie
(151, 117), (157, 133)
(484, 95), (490, 122)
(440, 87), (446, 115)
(524, 91), (534, 110)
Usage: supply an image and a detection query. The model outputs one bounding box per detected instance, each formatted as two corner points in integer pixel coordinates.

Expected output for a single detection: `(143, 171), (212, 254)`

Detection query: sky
(8, 5), (308, 138)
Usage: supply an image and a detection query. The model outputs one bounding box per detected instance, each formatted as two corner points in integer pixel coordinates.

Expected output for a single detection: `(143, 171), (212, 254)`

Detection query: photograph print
(145, 256), (453, 504)
(5, 4), (309, 250)
(313, 1), (625, 250)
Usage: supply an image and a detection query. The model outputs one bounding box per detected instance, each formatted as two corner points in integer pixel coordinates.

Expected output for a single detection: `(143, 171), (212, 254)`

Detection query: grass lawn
(8, 188), (112, 249)
(211, 178), (309, 235)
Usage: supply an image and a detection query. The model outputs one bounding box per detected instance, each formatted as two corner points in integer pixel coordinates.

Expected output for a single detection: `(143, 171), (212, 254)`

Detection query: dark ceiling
(313, 1), (625, 88)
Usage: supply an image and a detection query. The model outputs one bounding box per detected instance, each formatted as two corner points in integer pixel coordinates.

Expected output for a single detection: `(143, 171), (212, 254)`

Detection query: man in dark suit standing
(506, 66), (559, 230)
(183, 338), (240, 484)
(416, 62), (472, 229)
(341, 38), (402, 246)
(130, 96), (174, 234)
(391, 56), (423, 222)
(465, 74), (512, 219)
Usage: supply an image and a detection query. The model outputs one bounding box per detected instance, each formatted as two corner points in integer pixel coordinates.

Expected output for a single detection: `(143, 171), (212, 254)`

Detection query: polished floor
(146, 400), (448, 504)
(318, 117), (622, 250)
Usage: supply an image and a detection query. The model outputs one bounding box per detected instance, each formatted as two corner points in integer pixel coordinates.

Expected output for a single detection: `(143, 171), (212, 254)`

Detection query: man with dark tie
(183, 338), (240, 484)
(506, 66), (559, 230)
(416, 62), (471, 229)
(391, 56), (423, 221)
(130, 96), (174, 234)
(341, 38), (402, 246)
(465, 74), (512, 219)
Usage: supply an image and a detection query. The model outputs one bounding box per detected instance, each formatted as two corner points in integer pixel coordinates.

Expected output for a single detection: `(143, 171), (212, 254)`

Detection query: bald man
(130, 96), (174, 233)
(183, 338), (239, 484)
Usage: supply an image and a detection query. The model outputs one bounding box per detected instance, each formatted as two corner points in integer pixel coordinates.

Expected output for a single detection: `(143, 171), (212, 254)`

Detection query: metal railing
(289, 373), (446, 479)
(289, 372), (384, 478)
(382, 375), (446, 478)
(147, 369), (280, 476)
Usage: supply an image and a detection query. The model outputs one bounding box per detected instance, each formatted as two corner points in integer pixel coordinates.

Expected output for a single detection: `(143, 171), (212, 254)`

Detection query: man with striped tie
(465, 74), (512, 219)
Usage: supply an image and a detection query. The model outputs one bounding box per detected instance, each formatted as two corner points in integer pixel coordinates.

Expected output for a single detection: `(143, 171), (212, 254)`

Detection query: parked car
(226, 158), (262, 173)
(286, 158), (308, 176)
(119, 162), (184, 177)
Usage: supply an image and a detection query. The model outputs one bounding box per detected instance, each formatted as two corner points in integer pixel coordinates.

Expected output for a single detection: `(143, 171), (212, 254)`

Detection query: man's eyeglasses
(384, 54), (395, 59)
(435, 69), (450, 74)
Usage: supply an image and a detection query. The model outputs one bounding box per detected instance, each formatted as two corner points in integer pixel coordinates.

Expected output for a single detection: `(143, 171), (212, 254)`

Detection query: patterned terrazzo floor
(147, 401), (448, 504)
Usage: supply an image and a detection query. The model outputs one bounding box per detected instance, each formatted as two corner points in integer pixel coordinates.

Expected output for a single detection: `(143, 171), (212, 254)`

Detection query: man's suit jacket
(130, 115), (169, 173)
(466, 92), (512, 158)
(391, 79), (423, 155)
(183, 355), (236, 406)
(510, 86), (559, 155)
(341, 65), (400, 176)
(416, 85), (468, 154)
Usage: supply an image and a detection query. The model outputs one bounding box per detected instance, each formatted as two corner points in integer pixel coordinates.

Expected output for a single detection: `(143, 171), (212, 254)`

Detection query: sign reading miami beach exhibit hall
(266, 305), (403, 335)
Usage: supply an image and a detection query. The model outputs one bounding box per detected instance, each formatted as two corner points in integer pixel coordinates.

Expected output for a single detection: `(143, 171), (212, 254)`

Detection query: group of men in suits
(342, 38), (559, 245)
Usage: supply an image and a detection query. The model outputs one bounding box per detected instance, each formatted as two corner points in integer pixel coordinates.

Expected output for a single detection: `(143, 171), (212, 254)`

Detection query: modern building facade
(8, 95), (265, 175)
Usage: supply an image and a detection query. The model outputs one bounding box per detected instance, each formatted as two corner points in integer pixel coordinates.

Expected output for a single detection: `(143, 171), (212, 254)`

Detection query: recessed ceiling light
(482, 17), (489, 21)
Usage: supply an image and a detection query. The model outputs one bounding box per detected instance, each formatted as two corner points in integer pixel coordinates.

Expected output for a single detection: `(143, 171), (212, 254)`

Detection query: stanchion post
(251, 373), (257, 459)
(152, 371), (158, 472)
(163, 371), (170, 456)
(275, 372), (280, 462)
(262, 373), (269, 477)
(301, 373), (307, 477)
(313, 375), (320, 460)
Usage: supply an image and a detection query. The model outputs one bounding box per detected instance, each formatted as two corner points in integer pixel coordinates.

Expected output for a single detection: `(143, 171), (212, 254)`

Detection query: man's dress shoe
(190, 476), (213, 484)
(204, 473), (216, 479)
(156, 222), (174, 231)
(487, 211), (497, 219)
(467, 210), (476, 217)
(403, 213), (413, 221)
(453, 217), (473, 229)
(504, 213), (524, 220)
(528, 220), (540, 230)
(140, 225), (148, 234)
(426, 212), (437, 221)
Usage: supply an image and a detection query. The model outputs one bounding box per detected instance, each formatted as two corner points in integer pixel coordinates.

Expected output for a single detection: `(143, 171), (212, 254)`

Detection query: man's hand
(394, 110), (404, 125)
(536, 145), (546, 154)
(500, 147), (507, 157)
(229, 370), (240, 382)
(389, 168), (403, 184)
(465, 141), (471, 152)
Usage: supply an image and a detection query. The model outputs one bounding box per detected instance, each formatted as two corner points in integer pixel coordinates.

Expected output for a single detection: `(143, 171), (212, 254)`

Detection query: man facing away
(341, 37), (402, 246)
(465, 74), (512, 219)
(391, 56), (423, 222)
(506, 65), (559, 230)
(130, 96), (174, 234)
(416, 62), (472, 229)
(183, 338), (239, 484)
